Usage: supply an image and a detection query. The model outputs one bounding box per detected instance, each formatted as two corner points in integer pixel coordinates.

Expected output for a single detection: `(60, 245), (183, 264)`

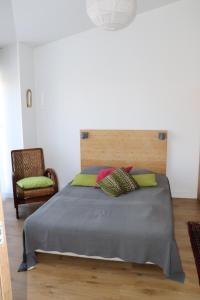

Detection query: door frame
(0, 194), (12, 300)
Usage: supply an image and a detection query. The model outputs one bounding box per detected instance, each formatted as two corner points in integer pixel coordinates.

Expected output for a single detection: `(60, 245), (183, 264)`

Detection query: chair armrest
(44, 168), (58, 192)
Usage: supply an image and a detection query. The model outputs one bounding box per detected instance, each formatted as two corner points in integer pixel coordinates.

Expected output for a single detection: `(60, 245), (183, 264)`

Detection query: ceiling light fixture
(86, 0), (137, 31)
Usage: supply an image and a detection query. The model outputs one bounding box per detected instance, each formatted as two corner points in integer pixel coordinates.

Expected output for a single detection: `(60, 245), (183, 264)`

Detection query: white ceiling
(0, 0), (181, 48)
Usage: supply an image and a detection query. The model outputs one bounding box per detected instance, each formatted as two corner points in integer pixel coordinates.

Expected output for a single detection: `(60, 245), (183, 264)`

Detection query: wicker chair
(11, 148), (58, 219)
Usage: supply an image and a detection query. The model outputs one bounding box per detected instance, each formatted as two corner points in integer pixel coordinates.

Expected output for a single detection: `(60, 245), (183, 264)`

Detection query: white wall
(0, 44), (23, 196)
(0, 42), (37, 197)
(34, 0), (200, 198)
(18, 42), (36, 148)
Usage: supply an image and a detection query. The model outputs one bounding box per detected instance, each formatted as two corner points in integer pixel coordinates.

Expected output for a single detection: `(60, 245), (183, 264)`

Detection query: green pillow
(17, 176), (54, 190)
(71, 174), (97, 187)
(132, 174), (157, 187)
(99, 168), (139, 197)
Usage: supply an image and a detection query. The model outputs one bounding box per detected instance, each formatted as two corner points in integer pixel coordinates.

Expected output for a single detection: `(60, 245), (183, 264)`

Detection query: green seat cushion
(99, 168), (139, 197)
(71, 174), (97, 187)
(132, 174), (157, 187)
(17, 176), (54, 190)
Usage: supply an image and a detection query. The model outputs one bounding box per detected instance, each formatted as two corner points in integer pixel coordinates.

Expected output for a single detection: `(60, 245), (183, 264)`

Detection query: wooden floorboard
(3, 198), (200, 300)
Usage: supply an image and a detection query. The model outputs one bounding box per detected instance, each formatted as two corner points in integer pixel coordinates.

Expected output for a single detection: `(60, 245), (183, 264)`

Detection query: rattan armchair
(11, 148), (58, 219)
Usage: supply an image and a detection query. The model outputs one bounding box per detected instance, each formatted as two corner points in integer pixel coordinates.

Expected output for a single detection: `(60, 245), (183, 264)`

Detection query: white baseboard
(172, 191), (197, 199)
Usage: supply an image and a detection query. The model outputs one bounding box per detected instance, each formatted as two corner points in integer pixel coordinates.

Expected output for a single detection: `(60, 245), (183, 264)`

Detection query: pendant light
(86, 0), (137, 31)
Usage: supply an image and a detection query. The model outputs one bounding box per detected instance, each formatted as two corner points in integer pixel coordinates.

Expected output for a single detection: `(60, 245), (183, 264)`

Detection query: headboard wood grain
(80, 130), (167, 174)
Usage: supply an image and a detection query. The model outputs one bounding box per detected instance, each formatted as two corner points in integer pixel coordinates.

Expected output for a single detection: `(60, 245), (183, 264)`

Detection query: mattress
(36, 249), (154, 263)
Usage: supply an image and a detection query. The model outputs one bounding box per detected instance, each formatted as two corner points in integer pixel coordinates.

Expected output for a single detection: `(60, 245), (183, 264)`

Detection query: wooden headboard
(80, 130), (168, 174)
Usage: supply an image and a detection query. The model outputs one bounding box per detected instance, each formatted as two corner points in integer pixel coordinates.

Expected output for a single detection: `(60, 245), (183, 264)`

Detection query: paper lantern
(86, 0), (137, 31)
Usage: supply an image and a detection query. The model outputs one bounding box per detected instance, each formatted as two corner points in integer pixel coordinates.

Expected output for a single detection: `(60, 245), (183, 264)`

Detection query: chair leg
(16, 205), (19, 219)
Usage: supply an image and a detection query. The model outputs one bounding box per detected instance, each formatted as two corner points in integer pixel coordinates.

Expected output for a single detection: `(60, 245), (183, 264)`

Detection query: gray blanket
(19, 175), (185, 282)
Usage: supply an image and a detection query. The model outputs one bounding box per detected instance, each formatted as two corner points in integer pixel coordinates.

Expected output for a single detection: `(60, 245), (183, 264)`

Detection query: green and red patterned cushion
(98, 168), (139, 197)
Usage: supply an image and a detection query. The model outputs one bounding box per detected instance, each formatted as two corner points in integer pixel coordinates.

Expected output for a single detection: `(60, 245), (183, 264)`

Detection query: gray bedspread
(19, 175), (185, 282)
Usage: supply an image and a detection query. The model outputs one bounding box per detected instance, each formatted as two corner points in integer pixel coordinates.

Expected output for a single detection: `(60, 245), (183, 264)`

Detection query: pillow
(130, 168), (153, 175)
(99, 168), (139, 197)
(98, 174), (123, 197)
(96, 168), (115, 184)
(81, 166), (111, 174)
(71, 174), (97, 187)
(124, 166), (133, 173)
(96, 166), (133, 184)
(114, 168), (139, 193)
(132, 174), (157, 187)
(17, 176), (53, 190)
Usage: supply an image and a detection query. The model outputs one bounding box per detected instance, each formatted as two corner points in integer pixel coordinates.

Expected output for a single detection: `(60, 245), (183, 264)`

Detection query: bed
(19, 130), (185, 282)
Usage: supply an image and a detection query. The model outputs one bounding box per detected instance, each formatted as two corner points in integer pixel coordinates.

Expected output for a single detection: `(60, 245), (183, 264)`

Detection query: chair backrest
(11, 148), (45, 181)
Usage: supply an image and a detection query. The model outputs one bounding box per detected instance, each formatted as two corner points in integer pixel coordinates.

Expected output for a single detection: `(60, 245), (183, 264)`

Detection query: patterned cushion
(99, 168), (139, 197)
(98, 174), (123, 197)
(113, 168), (139, 193)
(96, 166), (133, 185)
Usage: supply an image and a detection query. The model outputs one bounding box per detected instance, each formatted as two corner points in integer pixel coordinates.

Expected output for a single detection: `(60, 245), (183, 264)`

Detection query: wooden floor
(3, 198), (200, 300)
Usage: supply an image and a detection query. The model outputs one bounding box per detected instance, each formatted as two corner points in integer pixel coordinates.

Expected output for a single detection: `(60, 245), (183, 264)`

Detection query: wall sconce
(81, 132), (89, 139)
(158, 132), (166, 141)
(26, 89), (32, 108)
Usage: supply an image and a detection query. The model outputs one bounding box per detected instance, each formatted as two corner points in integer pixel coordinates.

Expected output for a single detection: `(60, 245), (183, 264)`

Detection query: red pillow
(96, 168), (115, 184)
(124, 166), (133, 173)
(96, 166), (133, 184)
